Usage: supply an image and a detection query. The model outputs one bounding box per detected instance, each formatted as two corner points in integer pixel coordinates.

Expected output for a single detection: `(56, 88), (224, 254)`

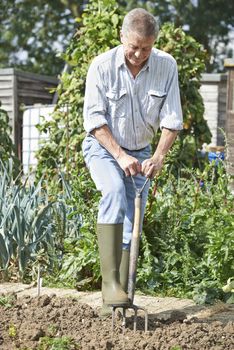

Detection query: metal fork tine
(145, 309), (148, 332)
(122, 307), (126, 330)
(111, 304), (148, 333)
(112, 306), (116, 331)
(133, 307), (137, 332)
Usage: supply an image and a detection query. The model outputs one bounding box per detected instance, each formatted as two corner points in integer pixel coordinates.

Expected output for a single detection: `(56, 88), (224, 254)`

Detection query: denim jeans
(82, 135), (151, 249)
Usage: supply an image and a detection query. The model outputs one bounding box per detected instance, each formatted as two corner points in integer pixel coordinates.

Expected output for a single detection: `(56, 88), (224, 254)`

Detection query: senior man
(82, 8), (183, 315)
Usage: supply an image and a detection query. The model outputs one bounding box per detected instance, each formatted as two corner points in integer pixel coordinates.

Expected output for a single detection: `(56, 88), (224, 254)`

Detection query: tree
(0, 0), (86, 75)
(1, 1), (233, 75)
(169, 0), (234, 72)
(117, 0), (234, 72)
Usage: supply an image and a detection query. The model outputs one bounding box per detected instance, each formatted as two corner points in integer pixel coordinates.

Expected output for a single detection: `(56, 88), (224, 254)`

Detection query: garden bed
(0, 292), (233, 350)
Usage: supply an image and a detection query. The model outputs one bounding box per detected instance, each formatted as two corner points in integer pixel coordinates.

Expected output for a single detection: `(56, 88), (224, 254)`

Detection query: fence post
(224, 59), (234, 192)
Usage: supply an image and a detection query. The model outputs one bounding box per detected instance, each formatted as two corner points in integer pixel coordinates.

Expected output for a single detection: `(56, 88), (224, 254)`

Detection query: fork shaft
(128, 195), (141, 303)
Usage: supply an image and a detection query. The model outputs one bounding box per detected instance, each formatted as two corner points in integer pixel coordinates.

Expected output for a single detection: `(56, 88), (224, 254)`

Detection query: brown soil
(0, 293), (233, 350)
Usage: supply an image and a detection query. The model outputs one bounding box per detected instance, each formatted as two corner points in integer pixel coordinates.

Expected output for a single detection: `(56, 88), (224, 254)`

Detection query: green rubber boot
(100, 248), (130, 317)
(97, 224), (129, 312)
(120, 249), (130, 293)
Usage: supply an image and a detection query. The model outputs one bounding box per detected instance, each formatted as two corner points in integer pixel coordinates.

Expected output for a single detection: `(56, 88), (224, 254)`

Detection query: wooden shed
(0, 68), (58, 159)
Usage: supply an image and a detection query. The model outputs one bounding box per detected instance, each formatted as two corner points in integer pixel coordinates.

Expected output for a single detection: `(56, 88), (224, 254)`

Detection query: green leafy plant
(0, 102), (20, 171)
(170, 346), (182, 350)
(36, 0), (123, 183)
(0, 294), (15, 308)
(43, 159), (234, 300)
(156, 23), (211, 169)
(192, 280), (224, 305)
(0, 160), (81, 281)
(38, 336), (79, 350)
(43, 168), (100, 290)
(138, 161), (234, 301)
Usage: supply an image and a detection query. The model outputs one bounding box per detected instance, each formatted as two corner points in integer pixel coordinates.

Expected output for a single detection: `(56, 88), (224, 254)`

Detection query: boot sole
(104, 299), (130, 306)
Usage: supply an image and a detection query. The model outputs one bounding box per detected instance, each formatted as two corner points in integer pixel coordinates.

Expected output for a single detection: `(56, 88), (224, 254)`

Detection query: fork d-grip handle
(128, 194), (142, 304)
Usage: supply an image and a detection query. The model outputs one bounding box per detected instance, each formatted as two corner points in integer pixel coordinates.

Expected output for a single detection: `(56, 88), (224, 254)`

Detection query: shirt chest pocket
(146, 90), (166, 121)
(106, 88), (127, 118)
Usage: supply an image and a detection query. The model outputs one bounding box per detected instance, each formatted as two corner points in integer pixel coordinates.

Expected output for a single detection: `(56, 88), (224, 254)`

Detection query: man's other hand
(117, 153), (142, 177)
(141, 155), (164, 178)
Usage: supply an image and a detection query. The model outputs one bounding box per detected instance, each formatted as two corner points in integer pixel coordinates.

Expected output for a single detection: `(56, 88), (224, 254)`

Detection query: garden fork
(111, 176), (149, 332)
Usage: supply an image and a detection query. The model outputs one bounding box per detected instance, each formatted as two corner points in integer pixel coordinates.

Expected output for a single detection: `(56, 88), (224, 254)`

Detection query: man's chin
(130, 60), (143, 67)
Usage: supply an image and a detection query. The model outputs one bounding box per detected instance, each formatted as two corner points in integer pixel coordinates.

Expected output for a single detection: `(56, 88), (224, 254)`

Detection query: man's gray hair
(122, 8), (159, 38)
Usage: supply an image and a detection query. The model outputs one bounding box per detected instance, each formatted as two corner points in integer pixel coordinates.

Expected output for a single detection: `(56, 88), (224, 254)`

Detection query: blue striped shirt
(83, 45), (183, 150)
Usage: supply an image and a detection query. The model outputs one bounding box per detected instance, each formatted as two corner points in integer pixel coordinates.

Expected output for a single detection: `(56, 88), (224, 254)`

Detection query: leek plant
(0, 159), (81, 281)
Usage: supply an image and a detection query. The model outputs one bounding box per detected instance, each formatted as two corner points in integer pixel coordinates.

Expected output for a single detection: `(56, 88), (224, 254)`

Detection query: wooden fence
(0, 68), (57, 158)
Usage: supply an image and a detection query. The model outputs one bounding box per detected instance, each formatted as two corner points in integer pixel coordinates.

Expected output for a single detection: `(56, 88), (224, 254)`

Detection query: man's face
(120, 31), (155, 70)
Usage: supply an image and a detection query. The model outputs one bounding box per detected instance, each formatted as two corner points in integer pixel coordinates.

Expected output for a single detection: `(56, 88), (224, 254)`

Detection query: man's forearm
(152, 128), (178, 162)
(91, 125), (125, 160)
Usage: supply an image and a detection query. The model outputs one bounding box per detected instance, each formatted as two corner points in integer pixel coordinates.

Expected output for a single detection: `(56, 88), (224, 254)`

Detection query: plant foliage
(156, 24), (211, 169)
(36, 0), (210, 180)
(0, 102), (19, 170)
(2, 1), (233, 74)
(32, 0), (233, 301)
(138, 161), (234, 301)
(0, 0), (86, 75)
(0, 160), (81, 281)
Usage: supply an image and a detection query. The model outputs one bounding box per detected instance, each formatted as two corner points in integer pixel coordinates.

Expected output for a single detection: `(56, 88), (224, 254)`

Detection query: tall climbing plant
(36, 0), (209, 181)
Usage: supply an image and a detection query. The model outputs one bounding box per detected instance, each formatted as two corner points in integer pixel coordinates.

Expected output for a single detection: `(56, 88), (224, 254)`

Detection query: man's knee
(104, 182), (126, 207)
(99, 182), (127, 222)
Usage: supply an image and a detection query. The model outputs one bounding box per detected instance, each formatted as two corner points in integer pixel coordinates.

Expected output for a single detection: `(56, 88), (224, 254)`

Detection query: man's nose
(134, 50), (142, 58)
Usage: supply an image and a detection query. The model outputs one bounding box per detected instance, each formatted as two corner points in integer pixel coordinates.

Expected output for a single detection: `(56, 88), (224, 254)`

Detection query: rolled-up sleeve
(159, 60), (183, 131)
(83, 59), (108, 133)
